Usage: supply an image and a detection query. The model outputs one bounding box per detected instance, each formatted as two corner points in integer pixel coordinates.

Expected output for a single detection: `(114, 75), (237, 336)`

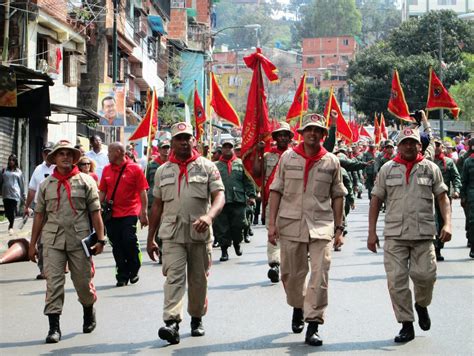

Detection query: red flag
(194, 87), (206, 142)
(241, 48), (278, 188)
(129, 89), (158, 141)
(374, 113), (381, 145)
(350, 120), (360, 143)
(210, 72), (240, 126)
(55, 47), (62, 74)
(380, 113), (388, 139)
(426, 67), (460, 118)
(286, 73), (308, 122)
(323, 87), (353, 142)
(359, 124), (372, 139)
(387, 69), (413, 122)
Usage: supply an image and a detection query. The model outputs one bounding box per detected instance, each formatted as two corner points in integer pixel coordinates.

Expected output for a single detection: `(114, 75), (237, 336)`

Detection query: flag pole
(256, 52), (266, 221)
(297, 72), (306, 143)
(144, 87), (156, 178)
(208, 72), (213, 160)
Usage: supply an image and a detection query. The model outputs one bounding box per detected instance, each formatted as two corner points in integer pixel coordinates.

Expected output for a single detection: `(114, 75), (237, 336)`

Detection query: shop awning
(50, 103), (102, 122)
(148, 15), (167, 35)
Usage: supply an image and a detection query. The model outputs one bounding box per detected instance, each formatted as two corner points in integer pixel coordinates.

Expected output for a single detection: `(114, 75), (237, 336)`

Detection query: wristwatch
(334, 225), (344, 233)
(97, 239), (107, 245)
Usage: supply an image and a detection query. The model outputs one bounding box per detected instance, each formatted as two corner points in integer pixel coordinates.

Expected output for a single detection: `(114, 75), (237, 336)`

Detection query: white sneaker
(8, 228), (14, 235)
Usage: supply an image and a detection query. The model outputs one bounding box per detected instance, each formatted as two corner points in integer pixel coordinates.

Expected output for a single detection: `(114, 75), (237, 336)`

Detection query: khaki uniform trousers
(280, 238), (332, 324)
(265, 205), (280, 265)
(43, 246), (96, 315)
(162, 241), (211, 322)
(383, 239), (437, 322)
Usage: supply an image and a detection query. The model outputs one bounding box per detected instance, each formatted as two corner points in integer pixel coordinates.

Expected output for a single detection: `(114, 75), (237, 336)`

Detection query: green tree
(348, 10), (473, 123)
(359, 0), (401, 46)
(295, 0), (362, 39)
(450, 53), (474, 121)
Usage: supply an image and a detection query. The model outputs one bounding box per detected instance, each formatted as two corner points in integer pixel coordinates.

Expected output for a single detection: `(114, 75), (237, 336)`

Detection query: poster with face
(98, 83), (126, 126)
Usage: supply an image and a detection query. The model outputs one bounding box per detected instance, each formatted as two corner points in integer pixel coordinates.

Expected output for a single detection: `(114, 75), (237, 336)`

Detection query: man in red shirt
(99, 142), (149, 287)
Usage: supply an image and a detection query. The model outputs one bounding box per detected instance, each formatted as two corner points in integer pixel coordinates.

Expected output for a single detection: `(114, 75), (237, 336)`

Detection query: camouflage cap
(46, 140), (81, 165)
(297, 113), (328, 133)
(42, 141), (55, 152)
(384, 139), (395, 148)
(171, 122), (193, 138)
(272, 121), (294, 139)
(158, 140), (171, 148)
(397, 127), (421, 145)
(221, 139), (234, 147)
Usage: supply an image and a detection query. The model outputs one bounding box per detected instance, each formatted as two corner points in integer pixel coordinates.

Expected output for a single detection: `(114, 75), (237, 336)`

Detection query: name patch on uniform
(317, 168), (334, 175)
(161, 173), (175, 180)
(286, 165), (303, 171)
(387, 174), (402, 179)
(189, 172), (207, 177)
(417, 173), (433, 179)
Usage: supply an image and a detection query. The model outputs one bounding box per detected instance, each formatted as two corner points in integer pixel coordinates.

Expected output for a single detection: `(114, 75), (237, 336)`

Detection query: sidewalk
(0, 216), (33, 254)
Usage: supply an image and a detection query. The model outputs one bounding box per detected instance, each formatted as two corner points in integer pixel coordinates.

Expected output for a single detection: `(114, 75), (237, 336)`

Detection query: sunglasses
(78, 162), (91, 166)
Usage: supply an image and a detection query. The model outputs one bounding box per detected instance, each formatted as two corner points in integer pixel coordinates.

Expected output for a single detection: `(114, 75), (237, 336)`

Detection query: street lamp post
(211, 24), (261, 48)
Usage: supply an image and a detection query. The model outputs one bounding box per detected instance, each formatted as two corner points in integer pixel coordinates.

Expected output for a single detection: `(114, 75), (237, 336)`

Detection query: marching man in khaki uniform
(28, 140), (105, 343)
(268, 114), (347, 347)
(147, 122), (225, 345)
(368, 127), (451, 343)
(253, 121), (293, 283)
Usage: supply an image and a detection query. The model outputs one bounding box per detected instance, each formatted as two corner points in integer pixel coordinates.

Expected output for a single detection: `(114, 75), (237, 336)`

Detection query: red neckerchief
(219, 154), (237, 175)
(52, 166), (80, 214)
(435, 152), (447, 170)
(293, 143), (328, 191)
(446, 152), (452, 158)
(168, 149), (201, 196)
(383, 151), (393, 160)
(153, 156), (166, 165)
(470, 153), (474, 158)
(367, 148), (376, 156)
(393, 153), (424, 184)
(263, 148), (288, 208)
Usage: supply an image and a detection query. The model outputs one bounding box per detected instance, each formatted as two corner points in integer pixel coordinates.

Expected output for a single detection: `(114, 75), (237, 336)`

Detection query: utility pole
(438, 20), (444, 139)
(2, 0), (10, 64)
(112, 0), (118, 83)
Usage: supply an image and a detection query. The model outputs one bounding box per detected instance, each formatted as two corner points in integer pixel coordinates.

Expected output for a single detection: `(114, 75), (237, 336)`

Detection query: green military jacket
(362, 150), (376, 175)
(460, 156), (474, 223)
(215, 157), (256, 205)
(434, 156), (461, 196)
(146, 158), (166, 208)
(338, 154), (367, 172)
(341, 166), (354, 206)
(375, 152), (395, 173)
(457, 150), (473, 176)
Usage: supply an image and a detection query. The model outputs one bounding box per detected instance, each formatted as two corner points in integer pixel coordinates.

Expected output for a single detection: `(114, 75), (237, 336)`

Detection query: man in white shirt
(24, 142), (56, 279)
(85, 135), (109, 181)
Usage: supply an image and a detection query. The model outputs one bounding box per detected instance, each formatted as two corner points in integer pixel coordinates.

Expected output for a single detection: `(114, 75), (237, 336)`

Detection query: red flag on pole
(350, 120), (360, 143)
(380, 113), (388, 139)
(426, 67), (460, 118)
(241, 48), (278, 188)
(387, 69), (413, 122)
(286, 73), (308, 122)
(374, 113), (381, 145)
(323, 87), (353, 142)
(194, 86), (206, 142)
(359, 124), (372, 139)
(210, 72), (240, 126)
(55, 48), (62, 74)
(129, 88), (158, 141)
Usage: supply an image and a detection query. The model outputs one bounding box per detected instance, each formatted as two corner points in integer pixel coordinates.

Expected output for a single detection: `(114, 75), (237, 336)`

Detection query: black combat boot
(394, 321), (415, 343)
(435, 247), (444, 261)
(158, 320), (180, 344)
(305, 321), (323, 346)
(45, 314), (61, 343)
(234, 243), (242, 256)
(190, 317), (205, 337)
(291, 307), (304, 334)
(267, 263), (280, 283)
(415, 303), (431, 331)
(83, 305), (96, 333)
(220, 246), (229, 261)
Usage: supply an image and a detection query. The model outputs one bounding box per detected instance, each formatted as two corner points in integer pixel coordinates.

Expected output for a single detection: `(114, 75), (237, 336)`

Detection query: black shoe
(470, 249), (474, 259)
(83, 306), (96, 333)
(249, 229), (254, 236)
(36, 273), (46, 280)
(234, 243), (242, 256)
(212, 241), (220, 248)
(305, 321), (322, 346)
(291, 308), (304, 334)
(253, 217), (259, 225)
(116, 280), (128, 287)
(435, 248), (444, 261)
(244, 236), (251, 243)
(158, 321), (180, 344)
(130, 275), (139, 284)
(267, 264), (280, 283)
(415, 303), (431, 331)
(190, 317), (205, 337)
(45, 314), (61, 343)
(220, 247), (229, 262)
(394, 322), (415, 343)
(261, 217), (265, 225)
(357, 192), (362, 199)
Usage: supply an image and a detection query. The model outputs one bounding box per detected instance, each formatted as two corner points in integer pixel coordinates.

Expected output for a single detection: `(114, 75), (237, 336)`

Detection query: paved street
(0, 197), (473, 355)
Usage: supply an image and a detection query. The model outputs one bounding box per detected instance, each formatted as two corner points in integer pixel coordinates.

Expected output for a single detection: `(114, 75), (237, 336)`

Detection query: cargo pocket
(71, 188), (86, 210)
(158, 215), (177, 240)
(383, 214), (403, 237)
(189, 215), (209, 242)
(159, 180), (175, 202)
(314, 174), (331, 199)
(188, 176), (208, 199)
(418, 212), (437, 236)
(42, 224), (59, 246)
(277, 216), (299, 237)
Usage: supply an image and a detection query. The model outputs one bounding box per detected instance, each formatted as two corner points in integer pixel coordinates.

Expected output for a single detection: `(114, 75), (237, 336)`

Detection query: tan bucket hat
(46, 140), (81, 165)
(297, 113), (328, 133)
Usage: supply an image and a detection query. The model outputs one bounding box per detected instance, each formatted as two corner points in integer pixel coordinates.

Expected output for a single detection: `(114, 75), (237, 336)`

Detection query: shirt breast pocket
(159, 179), (175, 202)
(188, 175), (208, 199)
(70, 188), (86, 210)
(417, 177), (433, 200)
(386, 178), (403, 200)
(314, 173), (332, 199)
(159, 215), (177, 240)
(44, 190), (58, 212)
(284, 169), (303, 194)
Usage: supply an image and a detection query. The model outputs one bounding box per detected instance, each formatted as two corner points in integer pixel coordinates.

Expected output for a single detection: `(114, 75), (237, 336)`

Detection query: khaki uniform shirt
(153, 156), (224, 244)
(270, 150), (347, 242)
(264, 151), (281, 184)
(35, 173), (101, 250)
(372, 159), (447, 240)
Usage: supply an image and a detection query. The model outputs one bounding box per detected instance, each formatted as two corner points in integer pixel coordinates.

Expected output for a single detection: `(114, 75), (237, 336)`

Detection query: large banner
(98, 83), (126, 126)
